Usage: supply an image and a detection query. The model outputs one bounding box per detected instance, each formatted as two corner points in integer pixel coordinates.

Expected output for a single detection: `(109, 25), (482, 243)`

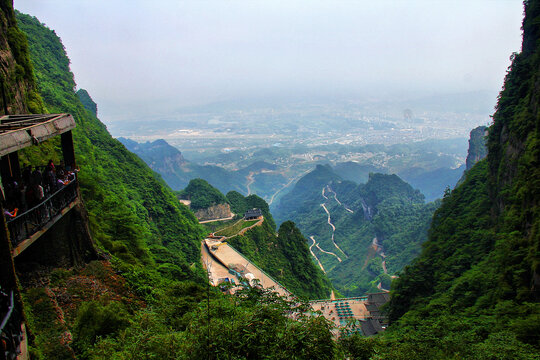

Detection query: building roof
(244, 208), (262, 218)
(0, 114), (76, 157)
(367, 292), (390, 305)
(359, 318), (384, 336)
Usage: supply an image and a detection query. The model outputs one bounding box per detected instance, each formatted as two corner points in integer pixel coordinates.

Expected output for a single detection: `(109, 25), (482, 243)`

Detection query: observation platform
(0, 114), (76, 157)
(1, 113), (78, 286)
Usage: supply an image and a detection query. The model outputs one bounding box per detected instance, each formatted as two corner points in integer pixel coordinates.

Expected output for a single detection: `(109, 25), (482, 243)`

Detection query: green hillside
(227, 218), (333, 299)
(11, 9), (339, 359)
(199, 187), (332, 299)
(274, 166), (437, 296)
(178, 178), (228, 210)
(366, 1), (540, 358)
(16, 12), (204, 272)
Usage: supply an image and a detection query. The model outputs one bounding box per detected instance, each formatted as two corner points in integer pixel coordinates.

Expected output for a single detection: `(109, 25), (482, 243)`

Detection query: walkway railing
(0, 290), (23, 359)
(6, 179), (78, 246)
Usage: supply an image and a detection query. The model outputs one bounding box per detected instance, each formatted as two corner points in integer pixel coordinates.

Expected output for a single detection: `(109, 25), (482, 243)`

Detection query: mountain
(16, 11), (204, 270)
(465, 125), (488, 170)
(76, 89), (97, 116)
(333, 162), (384, 184)
(177, 177), (333, 299)
(178, 178), (228, 211)
(398, 165), (465, 202)
(227, 219), (334, 299)
(274, 165), (438, 296)
(118, 137), (247, 193)
(372, 2), (540, 357)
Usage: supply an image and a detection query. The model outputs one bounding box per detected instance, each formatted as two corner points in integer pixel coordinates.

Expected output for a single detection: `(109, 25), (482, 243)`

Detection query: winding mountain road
(246, 172), (255, 195)
(315, 242), (342, 262)
(326, 186), (354, 213)
(268, 168), (312, 205)
(309, 236), (326, 273)
(320, 203), (347, 258)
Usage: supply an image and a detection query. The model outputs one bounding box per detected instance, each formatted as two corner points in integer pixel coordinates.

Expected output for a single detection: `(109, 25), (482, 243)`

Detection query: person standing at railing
(44, 163), (57, 196)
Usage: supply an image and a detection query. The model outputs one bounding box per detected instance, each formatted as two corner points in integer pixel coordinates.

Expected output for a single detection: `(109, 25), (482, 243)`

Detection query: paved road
(309, 236), (326, 273)
(320, 202), (347, 258)
(201, 241), (239, 286)
(316, 242), (342, 262)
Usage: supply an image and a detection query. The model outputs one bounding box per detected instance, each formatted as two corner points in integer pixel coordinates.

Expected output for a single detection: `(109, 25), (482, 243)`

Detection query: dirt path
(215, 218), (265, 239)
(214, 219), (244, 236)
(309, 236), (326, 273)
(199, 215), (235, 224)
(237, 217), (264, 236)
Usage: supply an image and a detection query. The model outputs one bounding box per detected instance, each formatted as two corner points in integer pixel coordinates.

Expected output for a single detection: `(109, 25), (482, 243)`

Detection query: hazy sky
(15, 0), (524, 122)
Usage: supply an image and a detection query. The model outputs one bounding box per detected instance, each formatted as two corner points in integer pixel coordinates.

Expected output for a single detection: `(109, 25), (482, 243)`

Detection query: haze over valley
(3, 1), (538, 358)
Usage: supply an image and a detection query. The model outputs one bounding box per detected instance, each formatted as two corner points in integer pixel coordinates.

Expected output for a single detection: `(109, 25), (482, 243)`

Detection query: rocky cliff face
(194, 203), (233, 221)
(119, 138), (187, 173)
(0, 2), (43, 114)
(465, 126), (488, 171)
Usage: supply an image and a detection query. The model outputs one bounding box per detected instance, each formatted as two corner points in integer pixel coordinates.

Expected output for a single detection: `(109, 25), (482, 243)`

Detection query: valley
(2, 0), (537, 358)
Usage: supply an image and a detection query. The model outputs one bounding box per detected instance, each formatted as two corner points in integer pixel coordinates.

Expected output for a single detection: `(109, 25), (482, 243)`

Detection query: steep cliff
(465, 125), (488, 170)
(16, 11), (204, 272)
(194, 203), (233, 221)
(381, 1), (540, 357)
(0, 0), (42, 114)
(76, 89), (97, 117)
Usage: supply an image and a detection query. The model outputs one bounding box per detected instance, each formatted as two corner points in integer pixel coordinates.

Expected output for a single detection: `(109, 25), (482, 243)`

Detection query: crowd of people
(2, 160), (78, 221)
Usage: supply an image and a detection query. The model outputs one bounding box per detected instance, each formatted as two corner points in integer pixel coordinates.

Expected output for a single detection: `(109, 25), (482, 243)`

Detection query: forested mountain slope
(374, 1), (540, 357)
(186, 180), (333, 299)
(119, 137), (247, 193)
(6, 8), (343, 359)
(16, 11), (205, 282)
(274, 165), (437, 296)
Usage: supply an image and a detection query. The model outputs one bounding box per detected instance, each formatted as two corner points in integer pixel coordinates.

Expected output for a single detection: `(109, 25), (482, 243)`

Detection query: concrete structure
(0, 114), (84, 360)
(203, 238), (290, 297)
(244, 208), (262, 220)
(310, 293), (389, 336)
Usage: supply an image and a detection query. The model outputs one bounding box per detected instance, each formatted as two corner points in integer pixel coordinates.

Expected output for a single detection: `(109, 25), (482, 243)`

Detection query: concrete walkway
(205, 239), (291, 297)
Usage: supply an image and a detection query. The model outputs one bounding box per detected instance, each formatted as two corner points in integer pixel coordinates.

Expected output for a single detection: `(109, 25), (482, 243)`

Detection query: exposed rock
(465, 126), (488, 170)
(194, 203), (233, 222)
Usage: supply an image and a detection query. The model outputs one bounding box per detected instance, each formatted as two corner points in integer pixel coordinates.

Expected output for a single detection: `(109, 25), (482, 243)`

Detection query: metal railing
(6, 179), (78, 246)
(0, 290), (23, 360)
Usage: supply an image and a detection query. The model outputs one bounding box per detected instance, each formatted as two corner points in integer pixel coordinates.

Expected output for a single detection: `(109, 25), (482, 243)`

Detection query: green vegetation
(465, 125), (488, 170)
(200, 217), (237, 233)
(214, 219), (259, 237)
(274, 166), (437, 296)
(0, 0), (44, 114)
(226, 190), (248, 214)
(378, 1), (540, 357)
(228, 220), (333, 299)
(10, 0), (540, 357)
(178, 178), (228, 210)
(13, 12), (336, 357)
(76, 89), (97, 116)
(16, 11), (205, 272)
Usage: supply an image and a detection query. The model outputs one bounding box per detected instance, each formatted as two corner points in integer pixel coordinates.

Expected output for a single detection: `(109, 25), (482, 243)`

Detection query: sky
(15, 0), (524, 123)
